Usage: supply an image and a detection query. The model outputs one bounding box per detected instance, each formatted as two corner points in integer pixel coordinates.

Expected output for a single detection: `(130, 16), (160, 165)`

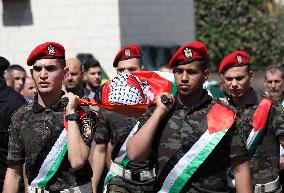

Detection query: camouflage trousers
(106, 184), (152, 193)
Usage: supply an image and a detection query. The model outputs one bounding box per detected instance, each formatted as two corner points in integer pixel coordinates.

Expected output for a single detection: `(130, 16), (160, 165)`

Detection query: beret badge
(236, 55), (243, 63)
(124, 48), (131, 57)
(48, 45), (56, 56)
(184, 48), (193, 58)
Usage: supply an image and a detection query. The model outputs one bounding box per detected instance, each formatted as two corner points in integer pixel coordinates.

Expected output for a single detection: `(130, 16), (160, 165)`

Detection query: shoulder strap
(156, 103), (235, 193)
(29, 109), (87, 188)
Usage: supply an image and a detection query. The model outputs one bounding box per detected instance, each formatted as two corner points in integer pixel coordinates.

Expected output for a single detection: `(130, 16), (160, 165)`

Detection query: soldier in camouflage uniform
(92, 44), (156, 193)
(219, 51), (284, 193)
(127, 42), (252, 193)
(3, 42), (96, 193)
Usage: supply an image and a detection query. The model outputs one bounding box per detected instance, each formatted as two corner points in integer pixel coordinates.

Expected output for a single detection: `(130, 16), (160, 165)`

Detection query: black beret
(0, 56), (10, 74)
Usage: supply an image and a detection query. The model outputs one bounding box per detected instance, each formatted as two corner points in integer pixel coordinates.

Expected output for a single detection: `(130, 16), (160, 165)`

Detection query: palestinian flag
(157, 103), (236, 193)
(78, 71), (212, 116)
(79, 71), (177, 116)
(29, 111), (87, 189)
(246, 97), (273, 157)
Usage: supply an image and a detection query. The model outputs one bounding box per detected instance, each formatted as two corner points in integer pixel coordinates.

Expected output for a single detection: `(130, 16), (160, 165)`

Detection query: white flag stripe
(115, 121), (140, 163)
(159, 130), (214, 193)
(30, 129), (67, 188)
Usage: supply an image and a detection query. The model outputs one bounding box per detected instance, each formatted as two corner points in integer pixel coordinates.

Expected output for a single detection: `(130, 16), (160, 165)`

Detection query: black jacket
(0, 84), (26, 189)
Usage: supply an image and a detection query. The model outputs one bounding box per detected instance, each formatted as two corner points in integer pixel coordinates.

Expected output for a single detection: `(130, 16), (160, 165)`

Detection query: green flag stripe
(120, 154), (130, 167)
(169, 130), (227, 193)
(104, 172), (116, 185)
(248, 129), (266, 157)
(38, 143), (68, 188)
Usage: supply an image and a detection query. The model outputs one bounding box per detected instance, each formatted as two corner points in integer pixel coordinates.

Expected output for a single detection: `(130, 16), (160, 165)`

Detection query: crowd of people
(0, 41), (284, 193)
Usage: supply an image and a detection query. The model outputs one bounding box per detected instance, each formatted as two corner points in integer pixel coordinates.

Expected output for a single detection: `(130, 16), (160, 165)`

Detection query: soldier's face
(222, 65), (252, 99)
(173, 61), (208, 96)
(116, 58), (142, 74)
(265, 70), (284, 99)
(31, 59), (67, 94)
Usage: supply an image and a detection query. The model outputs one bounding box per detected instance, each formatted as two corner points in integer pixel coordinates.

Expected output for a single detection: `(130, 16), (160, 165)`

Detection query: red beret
(169, 41), (208, 69)
(113, 44), (141, 67)
(219, 50), (250, 74)
(27, 42), (65, 66)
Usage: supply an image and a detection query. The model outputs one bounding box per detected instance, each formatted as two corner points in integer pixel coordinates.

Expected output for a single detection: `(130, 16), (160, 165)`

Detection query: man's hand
(155, 92), (175, 117)
(62, 92), (79, 114)
(2, 165), (23, 193)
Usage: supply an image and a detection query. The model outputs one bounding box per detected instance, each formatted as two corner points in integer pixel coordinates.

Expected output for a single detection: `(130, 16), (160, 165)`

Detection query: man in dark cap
(127, 42), (252, 193)
(0, 56), (26, 192)
(219, 51), (284, 193)
(2, 42), (96, 193)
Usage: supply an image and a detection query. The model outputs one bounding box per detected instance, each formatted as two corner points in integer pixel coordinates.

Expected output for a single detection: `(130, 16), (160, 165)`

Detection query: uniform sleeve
(80, 110), (96, 147)
(6, 111), (25, 166)
(269, 102), (284, 140)
(229, 123), (248, 165)
(93, 108), (111, 144)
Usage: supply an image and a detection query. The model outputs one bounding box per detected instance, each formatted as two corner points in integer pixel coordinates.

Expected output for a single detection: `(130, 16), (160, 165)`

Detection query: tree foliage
(195, 0), (284, 70)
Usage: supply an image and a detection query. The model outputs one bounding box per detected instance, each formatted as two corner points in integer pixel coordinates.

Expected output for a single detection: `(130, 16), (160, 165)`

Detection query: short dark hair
(265, 64), (284, 80)
(199, 59), (209, 72)
(57, 58), (66, 68)
(174, 59), (209, 72)
(83, 58), (101, 71)
(136, 58), (143, 67)
(222, 64), (251, 75)
(7, 64), (26, 73)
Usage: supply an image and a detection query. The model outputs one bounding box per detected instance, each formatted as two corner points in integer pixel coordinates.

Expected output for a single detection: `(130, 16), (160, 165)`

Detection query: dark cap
(27, 42), (65, 66)
(0, 56), (10, 74)
(168, 41), (208, 69)
(113, 44), (141, 67)
(219, 50), (250, 74)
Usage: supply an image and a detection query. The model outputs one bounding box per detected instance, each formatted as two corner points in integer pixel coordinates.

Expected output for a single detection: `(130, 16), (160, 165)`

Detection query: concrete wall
(0, 0), (195, 77)
(119, 0), (195, 47)
(0, 0), (121, 77)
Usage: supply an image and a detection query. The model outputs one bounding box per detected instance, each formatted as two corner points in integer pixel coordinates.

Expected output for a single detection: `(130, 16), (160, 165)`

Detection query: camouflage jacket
(7, 98), (96, 191)
(228, 88), (284, 185)
(94, 108), (156, 191)
(138, 91), (248, 193)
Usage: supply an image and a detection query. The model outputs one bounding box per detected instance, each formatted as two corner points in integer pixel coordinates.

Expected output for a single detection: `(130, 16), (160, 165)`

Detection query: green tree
(195, 0), (284, 71)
